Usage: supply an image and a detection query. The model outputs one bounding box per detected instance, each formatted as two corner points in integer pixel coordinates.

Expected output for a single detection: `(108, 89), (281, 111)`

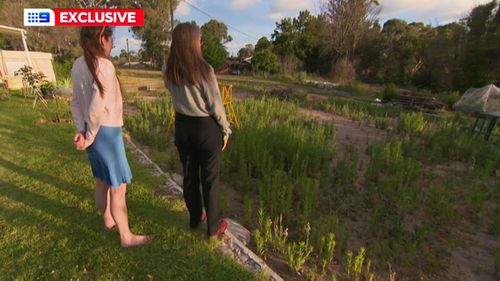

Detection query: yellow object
(219, 83), (240, 128)
(167, 83), (239, 133)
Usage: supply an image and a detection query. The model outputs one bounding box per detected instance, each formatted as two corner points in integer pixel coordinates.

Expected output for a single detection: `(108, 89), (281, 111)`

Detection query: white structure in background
(0, 24), (56, 89)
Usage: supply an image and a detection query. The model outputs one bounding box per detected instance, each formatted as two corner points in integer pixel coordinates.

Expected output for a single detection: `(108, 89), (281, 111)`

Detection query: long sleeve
(84, 60), (118, 145)
(202, 68), (232, 141)
(84, 83), (104, 145)
(70, 84), (85, 132)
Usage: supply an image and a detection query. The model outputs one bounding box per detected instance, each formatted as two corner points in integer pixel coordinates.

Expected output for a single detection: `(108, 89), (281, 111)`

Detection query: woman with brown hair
(71, 26), (152, 247)
(163, 22), (231, 238)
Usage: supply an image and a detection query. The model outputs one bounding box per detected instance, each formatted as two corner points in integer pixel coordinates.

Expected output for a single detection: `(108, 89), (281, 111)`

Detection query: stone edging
(125, 137), (283, 281)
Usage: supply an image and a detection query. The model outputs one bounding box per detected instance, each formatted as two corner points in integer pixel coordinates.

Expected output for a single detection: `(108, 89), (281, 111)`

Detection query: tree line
(244, 0), (499, 92)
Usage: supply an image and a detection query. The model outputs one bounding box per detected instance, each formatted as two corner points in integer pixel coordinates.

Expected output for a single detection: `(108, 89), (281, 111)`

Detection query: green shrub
(382, 83), (398, 101)
(53, 54), (74, 81)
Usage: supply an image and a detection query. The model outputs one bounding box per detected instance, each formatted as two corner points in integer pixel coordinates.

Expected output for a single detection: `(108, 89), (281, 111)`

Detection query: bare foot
(121, 235), (154, 248)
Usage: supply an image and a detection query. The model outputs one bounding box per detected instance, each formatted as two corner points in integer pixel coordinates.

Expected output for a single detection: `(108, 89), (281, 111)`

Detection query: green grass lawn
(0, 93), (257, 280)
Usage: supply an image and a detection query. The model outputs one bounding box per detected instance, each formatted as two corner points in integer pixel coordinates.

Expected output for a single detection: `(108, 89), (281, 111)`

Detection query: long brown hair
(164, 22), (212, 86)
(80, 26), (113, 97)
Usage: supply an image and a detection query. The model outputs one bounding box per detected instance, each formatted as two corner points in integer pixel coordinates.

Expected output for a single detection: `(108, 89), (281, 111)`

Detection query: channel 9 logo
(24, 9), (55, 26)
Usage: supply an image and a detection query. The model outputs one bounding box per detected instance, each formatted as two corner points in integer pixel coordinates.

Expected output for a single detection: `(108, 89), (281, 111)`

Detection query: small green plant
(57, 77), (72, 88)
(375, 118), (390, 130)
(317, 232), (336, 274)
(382, 83), (398, 101)
(285, 223), (314, 273)
(271, 215), (288, 255)
(14, 65), (49, 108)
(347, 247), (371, 281)
(398, 112), (427, 137)
(243, 195), (253, 227)
(253, 208), (272, 259)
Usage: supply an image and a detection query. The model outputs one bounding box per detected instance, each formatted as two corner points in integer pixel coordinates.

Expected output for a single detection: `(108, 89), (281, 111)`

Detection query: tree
(255, 37), (273, 52)
(202, 36), (228, 70)
(238, 44), (254, 60)
(324, 0), (380, 81)
(252, 49), (280, 73)
(463, 0), (500, 88)
(201, 19), (233, 44)
(201, 20), (231, 70)
(325, 0), (380, 59)
(130, 0), (178, 69)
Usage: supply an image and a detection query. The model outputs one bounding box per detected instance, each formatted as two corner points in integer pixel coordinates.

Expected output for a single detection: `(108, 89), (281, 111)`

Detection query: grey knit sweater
(163, 65), (231, 141)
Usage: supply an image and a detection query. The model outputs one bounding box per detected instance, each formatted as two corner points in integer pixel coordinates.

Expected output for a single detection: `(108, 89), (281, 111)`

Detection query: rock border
(125, 137), (283, 281)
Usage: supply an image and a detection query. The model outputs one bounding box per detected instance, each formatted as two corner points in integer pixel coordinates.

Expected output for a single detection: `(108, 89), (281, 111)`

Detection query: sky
(112, 0), (493, 57)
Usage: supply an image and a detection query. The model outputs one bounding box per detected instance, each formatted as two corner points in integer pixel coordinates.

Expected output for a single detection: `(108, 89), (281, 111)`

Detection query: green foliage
(285, 223), (314, 273)
(201, 19), (231, 70)
(271, 215), (289, 255)
(202, 35), (229, 70)
(346, 248), (374, 281)
(222, 97), (335, 222)
(317, 232), (336, 274)
(238, 44), (254, 60)
(382, 83), (398, 101)
(124, 96), (174, 150)
(201, 19), (233, 44)
(255, 37), (272, 52)
(14, 65), (49, 108)
(0, 93), (257, 281)
(53, 54), (74, 81)
(252, 50), (280, 73)
(253, 208), (272, 259)
(398, 112), (427, 137)
(130, 1), (175, 68)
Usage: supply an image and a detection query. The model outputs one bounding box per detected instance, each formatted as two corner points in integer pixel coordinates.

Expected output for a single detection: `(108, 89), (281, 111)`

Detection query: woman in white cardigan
(71, 26), (152, 247)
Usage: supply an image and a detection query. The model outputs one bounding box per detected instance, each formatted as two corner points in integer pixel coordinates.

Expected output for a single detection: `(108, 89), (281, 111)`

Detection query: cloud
(113, 36), (142, 56)
(231, 0), (262, 11)
(268, 0), (314, 21)
(379, 0), (492, 23)
(176, 0), (192, 16)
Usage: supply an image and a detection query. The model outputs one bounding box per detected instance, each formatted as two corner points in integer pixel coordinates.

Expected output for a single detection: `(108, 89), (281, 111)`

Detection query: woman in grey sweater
(163, 22), (231, 238)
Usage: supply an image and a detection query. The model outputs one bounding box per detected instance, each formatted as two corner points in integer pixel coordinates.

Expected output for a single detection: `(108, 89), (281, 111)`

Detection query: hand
(73, 132), (85, 150)
(222, 137), (228, 151)
(78, 139), (91, 151)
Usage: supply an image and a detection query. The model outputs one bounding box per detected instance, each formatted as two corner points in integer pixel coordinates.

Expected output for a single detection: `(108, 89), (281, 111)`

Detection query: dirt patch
(449, 221), (500, 281)
(300, 108), (387, 170)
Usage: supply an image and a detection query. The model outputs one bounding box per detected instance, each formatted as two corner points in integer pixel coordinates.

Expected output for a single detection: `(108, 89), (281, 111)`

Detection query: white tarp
(454, 84), (500, 114)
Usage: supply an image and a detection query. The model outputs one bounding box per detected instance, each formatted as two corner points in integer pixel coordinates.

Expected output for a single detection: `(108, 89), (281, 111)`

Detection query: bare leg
(94, 179), (115, 230)
(109, 183), (153, 247)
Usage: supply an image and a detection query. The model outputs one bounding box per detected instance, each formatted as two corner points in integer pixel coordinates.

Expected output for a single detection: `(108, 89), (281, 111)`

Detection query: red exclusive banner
(52, 9), (144, 26)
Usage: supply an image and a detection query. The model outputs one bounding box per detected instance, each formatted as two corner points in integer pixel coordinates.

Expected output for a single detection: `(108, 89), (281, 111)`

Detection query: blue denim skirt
(86, 126), (132, 188)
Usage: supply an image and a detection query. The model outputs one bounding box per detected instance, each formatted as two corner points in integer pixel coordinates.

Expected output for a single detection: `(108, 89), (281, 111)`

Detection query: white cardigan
(70, 56), (124, 145)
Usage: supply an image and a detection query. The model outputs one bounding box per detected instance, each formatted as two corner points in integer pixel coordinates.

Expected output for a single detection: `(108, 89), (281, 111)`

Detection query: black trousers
(175, 113), (223, 236)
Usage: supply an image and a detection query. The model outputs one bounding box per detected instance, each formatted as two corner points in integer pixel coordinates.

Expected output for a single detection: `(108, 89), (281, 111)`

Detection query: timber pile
(391, 93), (446, 111)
